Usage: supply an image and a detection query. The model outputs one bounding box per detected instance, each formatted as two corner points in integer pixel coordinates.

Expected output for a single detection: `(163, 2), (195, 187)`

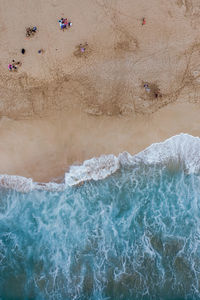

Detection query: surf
(0, 133), (200, 192)
(0, 133), (200, 299)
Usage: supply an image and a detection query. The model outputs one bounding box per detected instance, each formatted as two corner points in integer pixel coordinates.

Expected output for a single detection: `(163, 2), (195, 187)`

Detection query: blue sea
(1, 134), (200, 300)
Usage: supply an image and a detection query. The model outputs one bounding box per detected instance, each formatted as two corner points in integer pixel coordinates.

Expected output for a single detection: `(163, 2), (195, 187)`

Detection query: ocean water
(0, 134), (200, 300)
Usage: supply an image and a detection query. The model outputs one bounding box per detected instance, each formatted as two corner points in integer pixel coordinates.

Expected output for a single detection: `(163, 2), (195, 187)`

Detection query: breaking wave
(1, 133), (200, 299)
(0, 133), (200, 192)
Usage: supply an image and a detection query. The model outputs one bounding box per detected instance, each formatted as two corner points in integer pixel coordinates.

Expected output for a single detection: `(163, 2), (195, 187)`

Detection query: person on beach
(8, 60), (21, 71)
(12, 60), (21, 66)
(8, 64), (13, 71)
(144, 83), (150, 92)
(80, 44), (86, 53)
(32, 26), (37, 33)
(26, 27), (31, 37)
(79, 42), (88, 54)
(154, 91), (162, 98)
(26, 26), (37, 37)
(59, 19), (66, 29)
(61, 23), (67, 29)
(59, 18), (72, 30)
(142, 18), (146, 25)
(21, 48), (25, 54)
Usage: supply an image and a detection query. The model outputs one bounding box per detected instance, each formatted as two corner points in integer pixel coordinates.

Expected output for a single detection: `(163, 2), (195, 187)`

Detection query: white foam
(65, 134), (200, 186)
(0, 175), (65, 193)
(0, 175), (34, 193)
(0, 134), (200, 192)
(123, 133), (200, 173)
(65, 154), (120, 186)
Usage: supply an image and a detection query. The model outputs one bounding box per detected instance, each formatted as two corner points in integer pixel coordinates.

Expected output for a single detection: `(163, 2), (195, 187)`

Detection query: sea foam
(0, 133), (200, 192)
(1, 134), (200, 299)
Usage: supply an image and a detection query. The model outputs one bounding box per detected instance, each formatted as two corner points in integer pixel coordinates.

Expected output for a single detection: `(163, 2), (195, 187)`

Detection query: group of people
(8, 60), (21, 71)
(7, 15), (154, 98)
(8, 24), (46, 72)
(58, 18), (72, 30)
(8, 14), (147, 73)
(26, 26), (37, 37)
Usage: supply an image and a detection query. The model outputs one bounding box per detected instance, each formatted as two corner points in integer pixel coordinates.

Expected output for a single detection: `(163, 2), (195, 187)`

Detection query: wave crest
(65, 154), (119, 186)
(0, 133), (200, 192)
(119, 133), (200, 172)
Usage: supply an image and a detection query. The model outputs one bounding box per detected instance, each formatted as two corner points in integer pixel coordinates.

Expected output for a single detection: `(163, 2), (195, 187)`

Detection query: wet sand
(0, 101), (199, 182)
(1, 0), (200, 182)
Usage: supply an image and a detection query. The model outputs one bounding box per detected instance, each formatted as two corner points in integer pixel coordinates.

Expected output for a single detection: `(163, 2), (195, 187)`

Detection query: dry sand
(1, 0), (200, 182)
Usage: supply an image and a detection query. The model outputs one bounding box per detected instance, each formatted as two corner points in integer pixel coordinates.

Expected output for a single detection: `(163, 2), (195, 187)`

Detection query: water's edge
(1, 133), (200, 192)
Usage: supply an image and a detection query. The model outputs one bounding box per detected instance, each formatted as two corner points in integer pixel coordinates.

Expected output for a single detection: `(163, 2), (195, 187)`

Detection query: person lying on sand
(26, 26), (37, 37)
(79, 42), (88, 53)
(73, 42), (89, 57)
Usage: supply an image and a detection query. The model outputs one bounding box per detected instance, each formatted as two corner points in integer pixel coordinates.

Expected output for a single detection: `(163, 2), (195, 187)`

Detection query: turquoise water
(1, 158), (200, 299)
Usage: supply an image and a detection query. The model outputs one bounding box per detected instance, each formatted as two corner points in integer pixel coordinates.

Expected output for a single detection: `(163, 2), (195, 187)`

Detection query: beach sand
(1, 0), (200, 182)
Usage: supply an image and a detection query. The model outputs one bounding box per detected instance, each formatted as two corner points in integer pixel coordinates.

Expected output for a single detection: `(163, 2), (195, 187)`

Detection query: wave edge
(0, 133), (199, 192)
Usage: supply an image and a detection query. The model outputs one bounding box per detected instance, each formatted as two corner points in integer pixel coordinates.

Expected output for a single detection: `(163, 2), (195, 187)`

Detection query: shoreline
(0, 101), (200, 183)
(0, 132), (199, 193)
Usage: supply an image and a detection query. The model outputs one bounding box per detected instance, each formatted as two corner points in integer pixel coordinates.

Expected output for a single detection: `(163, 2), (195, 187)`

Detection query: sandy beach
(1, 0), (200, 182)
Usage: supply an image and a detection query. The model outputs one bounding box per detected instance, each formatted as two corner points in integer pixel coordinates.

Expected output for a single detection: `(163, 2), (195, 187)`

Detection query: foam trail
(65, 154), (120, 186)
(0, 134), (200, 299)
(0, 133), (200, 192)
(65, 133), (200, 185)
